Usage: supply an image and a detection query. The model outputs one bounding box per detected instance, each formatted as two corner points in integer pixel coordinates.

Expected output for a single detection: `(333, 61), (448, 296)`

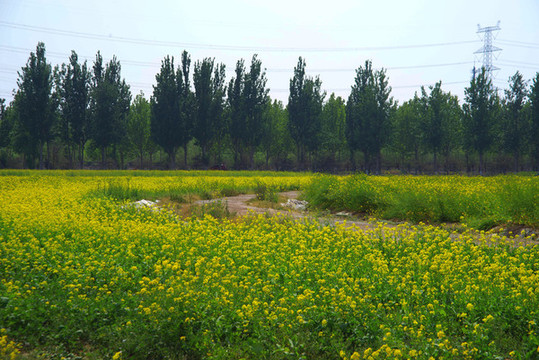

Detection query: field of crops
(0, 171), (538, 359)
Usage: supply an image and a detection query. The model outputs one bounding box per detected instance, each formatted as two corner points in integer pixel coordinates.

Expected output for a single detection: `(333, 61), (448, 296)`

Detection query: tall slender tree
(463, 67), (498, 174)
(391, 96), (422, 172)
(210, 63), (227, 164)
(60, 51), (91, 168)
(14, 42), (54, 168)
(530, 72), (539, 171)
(193, 58), (214, 163)
(178, 51), (195, 167)
(321, 93), (347, 163)
(243, 55), (269, 168)
(502, 71), (528, 172)
(151, 56), (180, 168)
(261, 100), (292, 168)
(128, 92), (151, 168)
(0, 98), (7, 148)
(288, 57), (325, 168)
(346, 60), (392, 173)
(90, 53), (131, 168)
(193, 58), (225, 164)
(419, 81), (461, 173)
(0, 101), (16, 167)
(227, 59), (246, 167)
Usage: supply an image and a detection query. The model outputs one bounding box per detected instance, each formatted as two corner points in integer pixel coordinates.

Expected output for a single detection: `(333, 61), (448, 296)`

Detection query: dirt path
(194, 191), (392, 231)
(195, 191), (303, 219)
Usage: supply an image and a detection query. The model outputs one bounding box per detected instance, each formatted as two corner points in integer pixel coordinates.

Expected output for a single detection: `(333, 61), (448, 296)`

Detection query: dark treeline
(1, 42), (539, 173)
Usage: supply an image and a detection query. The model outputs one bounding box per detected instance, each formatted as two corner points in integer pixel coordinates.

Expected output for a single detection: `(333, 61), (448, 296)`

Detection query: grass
(303, 174), (539, 230)
(187, 200), (235, 219)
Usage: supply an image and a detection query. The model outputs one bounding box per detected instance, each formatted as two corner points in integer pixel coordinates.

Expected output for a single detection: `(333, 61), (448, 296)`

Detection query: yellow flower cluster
(0, 329), (20, 360)
(0, 172), (538, 359)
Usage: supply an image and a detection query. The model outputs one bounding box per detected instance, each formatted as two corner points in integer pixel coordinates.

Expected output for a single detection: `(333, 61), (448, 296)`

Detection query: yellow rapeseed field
(0, 172), (538, 359)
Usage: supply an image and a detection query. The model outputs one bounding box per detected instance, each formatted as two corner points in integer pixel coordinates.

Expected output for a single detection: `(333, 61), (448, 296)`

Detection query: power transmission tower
(474, 21), (502, 80)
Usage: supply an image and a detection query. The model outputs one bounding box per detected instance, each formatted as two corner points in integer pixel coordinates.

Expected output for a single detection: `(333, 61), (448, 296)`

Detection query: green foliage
(193, 57), (226, 163)
(320, 93), (347, 157)
(227, 59), (246, 167)
(304, 174), (384, 213)
(210, 63), (227, 165)
(261, 100), (293, 168)
(96, 179), (143, 201)
(128, 92), (152, 168)
(0, 98), (13, 149)
(254, 181), (278, 203)
(6, 44), (539, 173)
(463, 67), (499, 173)
(150, 55), (180, 168)
(390, 96), (421, 165)
(13, 42), (54, 169)
(418, 81), (463, 172)
(346, 60), (392, 173)
(242, 55), (270, 167)
(528, 73), (539, 170)
(501, 71), (529, 171)
(189, 200), (233, 219)
(226, 56), (270, 168)
(304, 174), (539, 228)
(58, 50), (91, 168)
(90, 52), (131, 167)
(287, 57), (325, 166)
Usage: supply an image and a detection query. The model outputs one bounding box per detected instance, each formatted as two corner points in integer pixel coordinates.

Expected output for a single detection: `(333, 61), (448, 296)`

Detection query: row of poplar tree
(1, 42), (539, 173)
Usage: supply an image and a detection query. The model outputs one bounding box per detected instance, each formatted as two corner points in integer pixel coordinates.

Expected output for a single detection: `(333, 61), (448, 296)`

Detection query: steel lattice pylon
(474, 21), (502, 80)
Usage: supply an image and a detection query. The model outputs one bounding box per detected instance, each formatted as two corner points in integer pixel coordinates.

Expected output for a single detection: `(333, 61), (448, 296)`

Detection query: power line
(498, 39), (539, 49)
(0, 20), (480, 52)
(498, 62), (538, 70)
(499, 39), (539, 46)
(269, 81), (470, 93)
(0, 45), (475, 74)
(0, 45), (159, 68)
(271, 61), (474, 73)
(500, 59), (539, 67)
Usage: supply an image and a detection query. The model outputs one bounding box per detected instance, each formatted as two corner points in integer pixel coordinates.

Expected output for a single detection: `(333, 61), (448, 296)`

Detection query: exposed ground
(189, 191), (538, 245)
(194, 191), (404, 231)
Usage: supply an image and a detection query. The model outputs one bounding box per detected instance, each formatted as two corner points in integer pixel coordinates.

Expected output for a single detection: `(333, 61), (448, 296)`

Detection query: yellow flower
(112, 351), (122, 360)
(363, 348), (372, 357)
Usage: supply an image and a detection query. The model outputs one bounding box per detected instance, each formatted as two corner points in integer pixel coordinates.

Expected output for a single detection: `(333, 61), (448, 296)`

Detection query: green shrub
(255, 182), (278, 203)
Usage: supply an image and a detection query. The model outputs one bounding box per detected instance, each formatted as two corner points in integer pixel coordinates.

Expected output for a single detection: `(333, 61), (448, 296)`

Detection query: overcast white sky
(1, 0), (538, 106)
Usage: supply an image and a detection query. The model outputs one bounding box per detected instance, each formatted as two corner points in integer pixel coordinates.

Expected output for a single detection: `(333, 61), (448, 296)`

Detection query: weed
(189, 200), (234, 219)
(255, 181), (278, 203)
(95, 178), (144, 201)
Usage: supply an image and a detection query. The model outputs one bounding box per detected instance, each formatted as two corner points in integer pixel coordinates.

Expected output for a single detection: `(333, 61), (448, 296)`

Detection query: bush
(255, 182), (278, 203)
